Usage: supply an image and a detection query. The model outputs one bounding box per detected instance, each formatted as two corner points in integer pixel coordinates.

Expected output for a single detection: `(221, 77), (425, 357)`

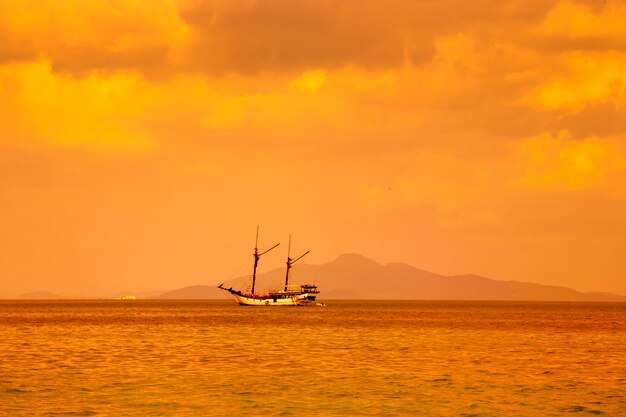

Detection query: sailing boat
(218, 227), (320, 306)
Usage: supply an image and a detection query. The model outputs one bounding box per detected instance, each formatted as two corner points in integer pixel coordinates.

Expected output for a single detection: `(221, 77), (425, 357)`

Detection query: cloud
(556, 102), (626, 138)
(515, 131), (626, 193)
(527, 51), (626, 111)
(175, 0), (562, 76)
(290, 69), (327, 94)
(0, 0), (559, 77)
(0, 0), (190, 76)
(538, 1), (626, 49)
(1, 0), (621, 161)
(177, 0), (434, 75)
(0, 60), (155, 151)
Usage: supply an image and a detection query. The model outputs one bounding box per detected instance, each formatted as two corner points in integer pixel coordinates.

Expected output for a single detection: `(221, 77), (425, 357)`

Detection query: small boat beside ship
(218, 228), (320, 306)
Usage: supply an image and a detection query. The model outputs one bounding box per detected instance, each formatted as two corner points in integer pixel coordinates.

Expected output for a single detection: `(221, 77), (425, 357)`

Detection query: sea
(1, 300), (625, 416)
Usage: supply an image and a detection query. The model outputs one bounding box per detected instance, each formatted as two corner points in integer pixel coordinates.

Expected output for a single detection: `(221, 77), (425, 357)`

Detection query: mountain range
(213, 253), (625, 301)
(13, 254), (626, 301)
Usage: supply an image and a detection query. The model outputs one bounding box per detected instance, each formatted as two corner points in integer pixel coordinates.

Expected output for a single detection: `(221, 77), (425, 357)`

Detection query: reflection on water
(1, 300), (625, 416)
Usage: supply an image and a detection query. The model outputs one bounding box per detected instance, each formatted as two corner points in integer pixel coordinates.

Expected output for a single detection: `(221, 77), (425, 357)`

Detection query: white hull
(231, 292), (316, 306)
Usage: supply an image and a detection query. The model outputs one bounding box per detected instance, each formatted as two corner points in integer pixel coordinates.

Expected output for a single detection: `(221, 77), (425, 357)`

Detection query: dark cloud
(557, 103), (626, 139)
(0, 0), (561, 76)
(0, 25), (38, 65)
(48, 45), (173, 78)
(178, 0), (556, 75)
(530, 36), (626, 53)
(179, 1), (432, 74)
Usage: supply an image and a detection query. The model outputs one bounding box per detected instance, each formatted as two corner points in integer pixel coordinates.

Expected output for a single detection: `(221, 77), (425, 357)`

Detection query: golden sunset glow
(1, 0), (625, 296)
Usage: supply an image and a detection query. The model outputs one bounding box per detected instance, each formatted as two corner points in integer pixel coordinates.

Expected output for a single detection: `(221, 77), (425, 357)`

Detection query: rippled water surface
(1, 300), (625, 416)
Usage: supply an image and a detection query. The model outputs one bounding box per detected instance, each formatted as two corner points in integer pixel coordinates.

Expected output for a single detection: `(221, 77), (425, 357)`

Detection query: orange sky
(1, 0), (626, 297)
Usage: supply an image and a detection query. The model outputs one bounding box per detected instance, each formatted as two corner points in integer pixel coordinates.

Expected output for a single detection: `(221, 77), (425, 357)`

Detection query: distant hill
(21, 254), (616, 301)
(18, 290), (64, 299)
(213, 253), (626, 302)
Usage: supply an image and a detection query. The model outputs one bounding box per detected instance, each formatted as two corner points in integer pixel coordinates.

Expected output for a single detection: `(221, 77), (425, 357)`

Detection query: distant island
(209, 254), (626, 302)
(18, 290), (65, 300)
(13, 254), (626, 301)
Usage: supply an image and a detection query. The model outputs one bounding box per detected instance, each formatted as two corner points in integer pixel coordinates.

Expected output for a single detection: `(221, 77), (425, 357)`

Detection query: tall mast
(283, 235), (291, 291)
(251, 225), (279, 294)
(252, 226), (260, 294)
(284, 234), (310, 291)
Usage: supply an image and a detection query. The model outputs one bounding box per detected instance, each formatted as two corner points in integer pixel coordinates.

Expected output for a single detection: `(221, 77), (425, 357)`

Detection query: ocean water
(1, 300), (625, 416)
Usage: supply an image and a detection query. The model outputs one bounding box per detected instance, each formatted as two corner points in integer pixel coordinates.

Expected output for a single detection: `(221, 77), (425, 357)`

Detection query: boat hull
(231, 292), (316, 306)
(218, 282), (319, 306)
(219, 289), (316, 306)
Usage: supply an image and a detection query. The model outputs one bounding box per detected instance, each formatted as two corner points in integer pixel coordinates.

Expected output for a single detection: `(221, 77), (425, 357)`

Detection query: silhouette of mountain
(18, 290), (64, 299)
(215, 253), (626, 301)
(12, 255), (622, 301)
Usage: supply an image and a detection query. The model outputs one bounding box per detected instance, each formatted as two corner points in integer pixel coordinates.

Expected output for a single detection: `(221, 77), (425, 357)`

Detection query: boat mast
(251, 225), (279, 294)
(284, 234), (310, 291)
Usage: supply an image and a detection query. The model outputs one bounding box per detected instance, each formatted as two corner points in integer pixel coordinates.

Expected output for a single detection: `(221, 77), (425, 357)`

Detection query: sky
(1, 0), (626, 297)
